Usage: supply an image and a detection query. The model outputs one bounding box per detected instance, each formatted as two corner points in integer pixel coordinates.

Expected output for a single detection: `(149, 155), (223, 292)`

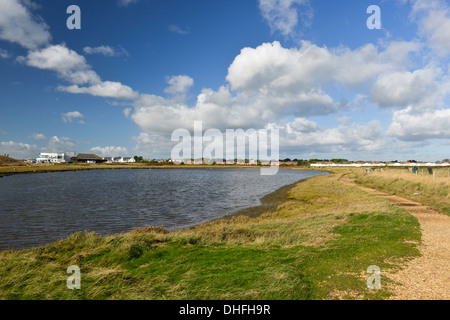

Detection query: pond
(0, 168), (327, 250)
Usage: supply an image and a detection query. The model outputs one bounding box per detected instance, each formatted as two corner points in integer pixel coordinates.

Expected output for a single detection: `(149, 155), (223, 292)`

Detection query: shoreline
(177, 172), (327, 233)
(0, 163), (312, 178)
(220, 178), (313, 220)
(0, 166), (326, 252)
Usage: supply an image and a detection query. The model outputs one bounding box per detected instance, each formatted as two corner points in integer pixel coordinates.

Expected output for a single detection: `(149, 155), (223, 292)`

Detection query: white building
(310, 163), (386, 168)
(121, 157), (135, 163)
(36, 152), (75, 164)
(103, 156), (136, 163)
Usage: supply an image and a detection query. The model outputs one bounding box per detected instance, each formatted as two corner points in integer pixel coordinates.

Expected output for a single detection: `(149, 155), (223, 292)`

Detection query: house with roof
(71, 153), (105, 164)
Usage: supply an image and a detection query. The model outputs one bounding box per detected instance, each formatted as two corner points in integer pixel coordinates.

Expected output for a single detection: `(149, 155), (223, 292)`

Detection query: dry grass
(371, 168), (450, 185)
(353, 167), (450, 216)
(0, 155), (22, 166)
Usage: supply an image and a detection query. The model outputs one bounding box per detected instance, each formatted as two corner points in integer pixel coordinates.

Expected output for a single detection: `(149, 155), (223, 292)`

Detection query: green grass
(0, 173), (421, 300)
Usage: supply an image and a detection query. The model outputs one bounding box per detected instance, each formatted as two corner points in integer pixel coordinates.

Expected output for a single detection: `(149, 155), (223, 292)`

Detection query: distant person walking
(413, 166), (418, 174)
(428, 167), (433, 175)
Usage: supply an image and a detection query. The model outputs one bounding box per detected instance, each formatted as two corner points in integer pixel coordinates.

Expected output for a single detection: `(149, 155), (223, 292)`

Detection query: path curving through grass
(342, 175), (450, 300)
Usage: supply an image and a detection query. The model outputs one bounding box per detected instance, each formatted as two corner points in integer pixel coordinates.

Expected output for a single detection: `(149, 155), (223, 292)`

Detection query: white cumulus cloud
(83, 45), (129, 57)
(258, 0), (313, 36)
(61, 81), (139, 100)
(414, 0), (450, 56)
(61, 111), (84, 124)
(18, 44), (101, 85)
(28, 133), (46, 140)
(164, 75), (194, 95)
(90, 146), (128, 156)
(18, 44), (138, 100)
(0, 0), (51, 49)
(0, 48), (10, 58)
(370, 68), (442, 108)
(387, 107), (450, 141)
(0, 140), (39, 159)
(44, 136), (76, 152)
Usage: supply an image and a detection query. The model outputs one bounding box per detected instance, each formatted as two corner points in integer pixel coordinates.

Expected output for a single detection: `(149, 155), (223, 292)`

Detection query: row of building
(31, 153), (450, 167)
(34, 152), (136, 164)
(310, 161), (450, 167)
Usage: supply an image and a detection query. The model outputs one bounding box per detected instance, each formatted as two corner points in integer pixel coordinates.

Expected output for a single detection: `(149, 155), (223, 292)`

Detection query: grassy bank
(0, 172), (421, 300)
(0, 163), (138, 177)
(353, 168), (450, 217)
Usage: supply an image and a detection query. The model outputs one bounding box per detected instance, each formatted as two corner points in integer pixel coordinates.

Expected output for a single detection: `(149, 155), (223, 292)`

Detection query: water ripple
(0, 168), (325, 250)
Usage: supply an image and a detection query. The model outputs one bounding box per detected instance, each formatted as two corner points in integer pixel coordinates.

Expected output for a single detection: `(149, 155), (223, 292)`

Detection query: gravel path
(341, 176), (450, 300)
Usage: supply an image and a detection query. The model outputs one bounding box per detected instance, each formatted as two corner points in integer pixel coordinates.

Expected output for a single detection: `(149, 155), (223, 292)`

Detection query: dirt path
(341, 175), (450, 300)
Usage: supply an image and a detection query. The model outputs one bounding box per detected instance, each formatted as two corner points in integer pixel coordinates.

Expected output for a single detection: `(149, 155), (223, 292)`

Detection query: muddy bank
(222, 175), (324, 220)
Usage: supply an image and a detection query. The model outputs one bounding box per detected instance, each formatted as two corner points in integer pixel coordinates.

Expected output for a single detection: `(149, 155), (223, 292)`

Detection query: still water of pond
(0, 168), (327, 250)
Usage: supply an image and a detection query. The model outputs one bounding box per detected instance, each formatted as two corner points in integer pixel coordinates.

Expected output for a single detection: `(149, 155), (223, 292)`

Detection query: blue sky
(1, 0), (450, 161)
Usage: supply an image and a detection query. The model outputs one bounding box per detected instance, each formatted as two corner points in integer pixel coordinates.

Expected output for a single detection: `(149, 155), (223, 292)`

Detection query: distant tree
(134, 155), (144, 163)
(331, 159), (348, 164)
(443, 159), (450, 162)
(149, 159), (159, 165)
(297, 159), (310, 166)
